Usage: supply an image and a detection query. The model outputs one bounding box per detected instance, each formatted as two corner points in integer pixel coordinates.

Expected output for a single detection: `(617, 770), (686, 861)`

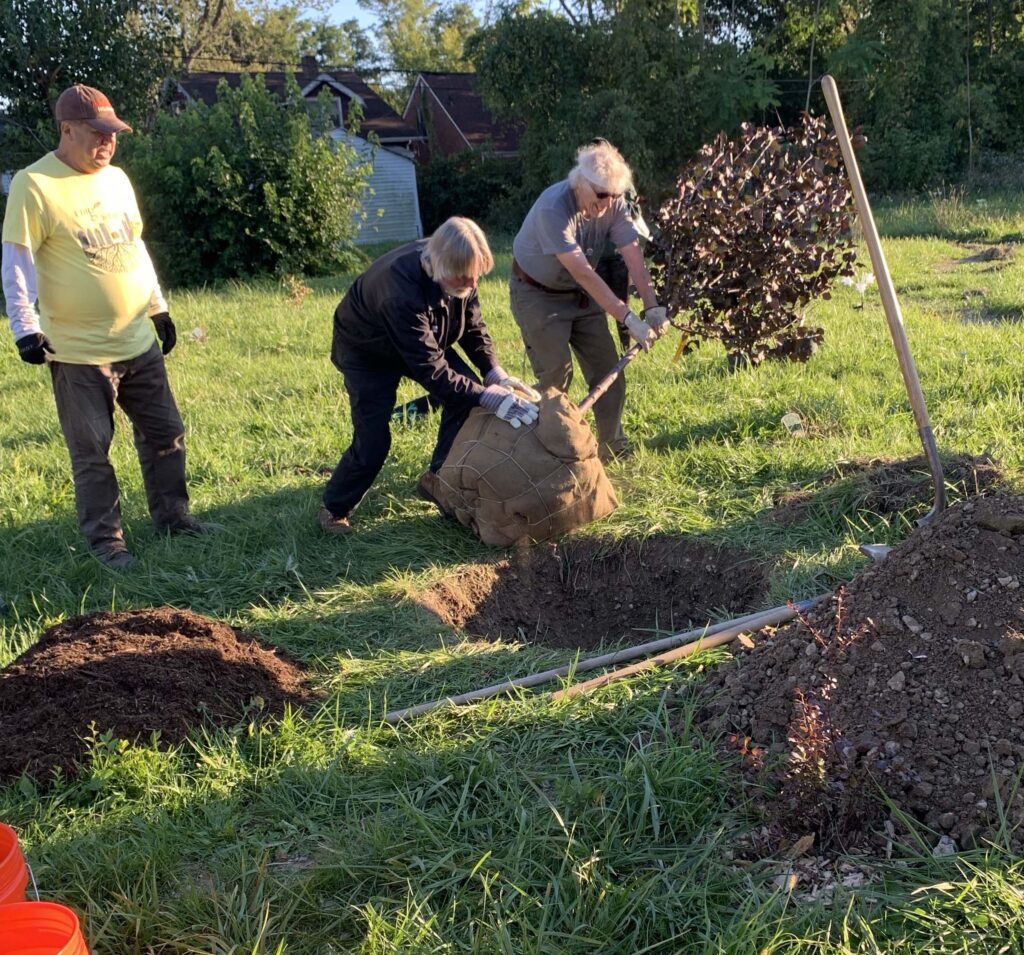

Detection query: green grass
(2, 199), (1024, 952)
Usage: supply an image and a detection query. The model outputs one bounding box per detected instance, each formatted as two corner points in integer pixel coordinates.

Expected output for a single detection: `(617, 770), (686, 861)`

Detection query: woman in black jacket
(320, 217), (538, 535)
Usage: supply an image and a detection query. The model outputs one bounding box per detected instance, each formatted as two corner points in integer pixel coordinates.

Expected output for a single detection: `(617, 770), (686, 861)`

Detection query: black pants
(323, 350), (479, 518)
(49, 342), (189, 556)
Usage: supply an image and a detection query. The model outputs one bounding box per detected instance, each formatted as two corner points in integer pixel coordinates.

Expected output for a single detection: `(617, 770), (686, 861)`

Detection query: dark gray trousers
(48, 342), (189, 555)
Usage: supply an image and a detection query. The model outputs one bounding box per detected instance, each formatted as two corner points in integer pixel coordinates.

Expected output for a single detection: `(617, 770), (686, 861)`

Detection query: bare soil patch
(954, 244), (1014, 264)
(0, 608), (315, 782)
(420, 535), (770, 649)
(696, 493), (1024, 853)
(768, 453), (1002, 526)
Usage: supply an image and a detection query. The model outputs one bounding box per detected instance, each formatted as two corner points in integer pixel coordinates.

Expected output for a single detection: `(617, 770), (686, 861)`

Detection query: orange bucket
(0, 824), (28, 905)
(0, 902), (89, 954)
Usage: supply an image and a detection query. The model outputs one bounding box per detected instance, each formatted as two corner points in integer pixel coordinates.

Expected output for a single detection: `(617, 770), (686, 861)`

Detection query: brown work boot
(318, 506), (352, 536)
(416, 469), (454, 519)
(599, 440), (634, 465)
(95, 545), (135, 570)
(160, 514), (224, 536)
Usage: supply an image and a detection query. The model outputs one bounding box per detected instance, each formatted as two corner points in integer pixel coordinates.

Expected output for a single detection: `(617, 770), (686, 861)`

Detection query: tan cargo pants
(509, 273), (629, 460)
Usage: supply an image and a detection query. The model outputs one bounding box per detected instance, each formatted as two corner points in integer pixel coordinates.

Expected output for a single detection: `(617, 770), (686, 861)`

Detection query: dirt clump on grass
(421, 535), (769, 649)
(0, 608), (315, 782)
(696, 493), (1024, 853)
(768, 452), (1002, 525)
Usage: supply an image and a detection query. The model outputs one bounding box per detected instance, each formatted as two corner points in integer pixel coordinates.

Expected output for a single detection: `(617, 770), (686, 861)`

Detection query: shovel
(578, 342), (644, 414)
(821, 75), (946, 561)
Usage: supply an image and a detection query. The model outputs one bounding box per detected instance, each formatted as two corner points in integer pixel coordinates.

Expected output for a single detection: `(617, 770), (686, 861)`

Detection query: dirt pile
(0, 608), (314, 781)
(421, 535), (769, 649)
(697, 494), (1024, 851)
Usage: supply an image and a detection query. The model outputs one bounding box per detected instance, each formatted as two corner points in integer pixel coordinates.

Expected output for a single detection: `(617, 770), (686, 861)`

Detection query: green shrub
(121, 74), (370, 286)
(416, 150), (523, 234)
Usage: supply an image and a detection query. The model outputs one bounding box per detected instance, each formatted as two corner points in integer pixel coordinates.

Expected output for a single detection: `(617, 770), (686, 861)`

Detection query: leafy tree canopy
(178, 0), (375, 71)
(0, 0), (176, 168)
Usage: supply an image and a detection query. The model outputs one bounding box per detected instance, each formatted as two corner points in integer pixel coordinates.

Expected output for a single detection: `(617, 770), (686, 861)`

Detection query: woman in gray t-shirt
(510, 141), (667, 461)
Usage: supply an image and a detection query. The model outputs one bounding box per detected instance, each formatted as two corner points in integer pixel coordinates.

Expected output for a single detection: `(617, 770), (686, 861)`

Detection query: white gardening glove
(484, 366), (542, 402)
(498, 375), (542, 402)
(479, 384), (540, 429)
(643, 305), (670, 338)
(623, 311), (656, 352)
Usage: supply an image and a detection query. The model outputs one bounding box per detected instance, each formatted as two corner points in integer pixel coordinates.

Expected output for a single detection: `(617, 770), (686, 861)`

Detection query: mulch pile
(435, 388), (618, 547)
(0, 608), (315, 781)
(696, 493), (1024, 852)
(421, 535), (769, 650)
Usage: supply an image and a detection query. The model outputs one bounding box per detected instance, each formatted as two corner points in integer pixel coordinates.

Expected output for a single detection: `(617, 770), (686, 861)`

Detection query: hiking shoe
(599, 441), (634, 465)
(416, 470), (455, 519)
(318, 506), (352, 536)
(95, 547), (135, 570)
(161, 515), (224, 536)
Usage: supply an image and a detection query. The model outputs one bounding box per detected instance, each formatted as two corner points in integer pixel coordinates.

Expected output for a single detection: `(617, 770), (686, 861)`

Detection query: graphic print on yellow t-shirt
(76, 202), (142, 274)
(2, 152), (158, 364)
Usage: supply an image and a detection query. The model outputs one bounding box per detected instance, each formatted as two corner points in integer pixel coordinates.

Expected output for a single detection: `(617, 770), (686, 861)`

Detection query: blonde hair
(421, 217), (494, 283)
(568, 141), (633, 196)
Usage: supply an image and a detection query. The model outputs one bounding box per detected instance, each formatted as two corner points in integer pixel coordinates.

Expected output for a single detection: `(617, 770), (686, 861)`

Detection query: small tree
(651, 114), (858, 368)
(122, 75), (371, 286)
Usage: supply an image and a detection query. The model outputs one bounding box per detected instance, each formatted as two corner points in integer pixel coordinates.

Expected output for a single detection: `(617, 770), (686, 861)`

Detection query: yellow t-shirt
(2, 152), (158, 364)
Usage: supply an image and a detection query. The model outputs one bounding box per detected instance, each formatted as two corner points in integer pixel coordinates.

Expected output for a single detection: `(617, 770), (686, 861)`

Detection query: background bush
(120, 74), (371, 287)
(416, 150), (523, 233)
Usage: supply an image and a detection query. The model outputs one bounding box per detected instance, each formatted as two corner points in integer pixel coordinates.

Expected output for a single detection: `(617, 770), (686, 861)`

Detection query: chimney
(300, 55), (319, 76)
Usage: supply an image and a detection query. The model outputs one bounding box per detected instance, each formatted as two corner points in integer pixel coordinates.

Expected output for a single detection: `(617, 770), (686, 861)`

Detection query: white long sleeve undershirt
(2, 240), (169, 343)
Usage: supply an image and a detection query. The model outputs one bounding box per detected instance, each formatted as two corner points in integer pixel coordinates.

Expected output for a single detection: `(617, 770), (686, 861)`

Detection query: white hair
(568, 141), (634, 196)
(421, 217), (494, 284)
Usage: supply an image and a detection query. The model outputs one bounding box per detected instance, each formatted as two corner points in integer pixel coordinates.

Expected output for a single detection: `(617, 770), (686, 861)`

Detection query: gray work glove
(643, 305), (670, 337)
(15, 332), (54, 364)
(479, 384), (539, 429)
(623, 311), (656, 352)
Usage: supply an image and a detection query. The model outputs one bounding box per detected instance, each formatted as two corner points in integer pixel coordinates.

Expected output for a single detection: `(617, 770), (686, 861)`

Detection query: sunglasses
(587, 180), (621, 201)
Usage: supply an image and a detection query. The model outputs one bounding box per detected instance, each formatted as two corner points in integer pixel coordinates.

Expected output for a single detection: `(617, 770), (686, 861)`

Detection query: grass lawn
(2, 193), (1024, 952)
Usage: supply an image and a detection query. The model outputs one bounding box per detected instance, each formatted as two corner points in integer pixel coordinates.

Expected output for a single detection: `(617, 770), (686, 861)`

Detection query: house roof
(176, 66), (422, 143)
(409, 72), (521, 154)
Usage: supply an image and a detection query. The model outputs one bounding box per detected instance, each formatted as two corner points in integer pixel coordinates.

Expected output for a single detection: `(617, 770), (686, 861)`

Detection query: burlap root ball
(434, 388), (618, 547)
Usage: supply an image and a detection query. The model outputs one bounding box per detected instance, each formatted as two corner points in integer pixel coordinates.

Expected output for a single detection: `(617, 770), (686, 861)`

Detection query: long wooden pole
(552, 595), (826, 700)
(383, 595), (827, 724)
(821, 75), (945, 524)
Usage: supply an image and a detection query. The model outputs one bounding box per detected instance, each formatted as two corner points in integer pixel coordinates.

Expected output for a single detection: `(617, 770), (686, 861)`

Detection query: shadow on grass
(6, 683), (1023, 955)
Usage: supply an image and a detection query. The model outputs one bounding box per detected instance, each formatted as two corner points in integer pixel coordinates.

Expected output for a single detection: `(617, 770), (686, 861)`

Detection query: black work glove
(151, 312), (176, 355)
(15, 332), (54, 364)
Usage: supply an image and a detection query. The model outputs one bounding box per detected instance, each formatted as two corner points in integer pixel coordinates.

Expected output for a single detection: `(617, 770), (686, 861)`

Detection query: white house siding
(334, 131), (422, 245)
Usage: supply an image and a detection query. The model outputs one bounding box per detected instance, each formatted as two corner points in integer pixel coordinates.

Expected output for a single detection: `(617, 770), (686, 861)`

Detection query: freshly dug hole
(420, 535), (770, 649)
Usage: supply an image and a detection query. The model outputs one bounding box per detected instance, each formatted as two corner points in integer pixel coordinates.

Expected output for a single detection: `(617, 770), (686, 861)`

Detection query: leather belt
(512, 258), (576, 295)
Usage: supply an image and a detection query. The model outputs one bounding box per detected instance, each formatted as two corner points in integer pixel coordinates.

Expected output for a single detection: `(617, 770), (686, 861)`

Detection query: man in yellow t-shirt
(2, 84), (215, 569)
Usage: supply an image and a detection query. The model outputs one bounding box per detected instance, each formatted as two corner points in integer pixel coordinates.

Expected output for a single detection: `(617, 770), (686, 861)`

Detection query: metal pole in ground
(822, 75), (946, 553)
(383, 595), (828, 724)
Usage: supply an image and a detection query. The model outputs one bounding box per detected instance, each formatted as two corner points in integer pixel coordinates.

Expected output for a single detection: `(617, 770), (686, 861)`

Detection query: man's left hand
(151, 312), (177, 355)
(643, 305), (670, 337)
(494, 374), (541, 403)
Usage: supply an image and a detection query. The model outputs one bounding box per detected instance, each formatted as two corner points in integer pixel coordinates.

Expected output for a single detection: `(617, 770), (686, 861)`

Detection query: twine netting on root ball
(651, 114), (860, 368)
(434, 389), (618, 547)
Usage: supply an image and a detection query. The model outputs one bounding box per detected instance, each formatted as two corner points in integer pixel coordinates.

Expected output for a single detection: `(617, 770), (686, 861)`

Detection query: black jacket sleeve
(377, 297), (488, 403)
(456, 295), (500, 378)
